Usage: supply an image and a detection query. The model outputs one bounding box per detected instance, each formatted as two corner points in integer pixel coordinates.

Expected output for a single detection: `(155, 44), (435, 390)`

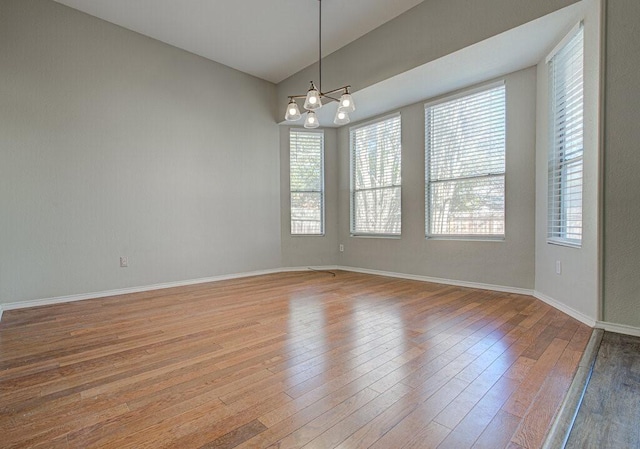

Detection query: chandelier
(284, 0), (356, 128)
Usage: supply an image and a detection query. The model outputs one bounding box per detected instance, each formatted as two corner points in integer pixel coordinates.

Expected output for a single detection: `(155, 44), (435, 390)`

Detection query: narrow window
(290, 129), (324, 235)
(548, 24), (584, 246)
(350, 114), (402, 236)
(426, 83), (506, 238)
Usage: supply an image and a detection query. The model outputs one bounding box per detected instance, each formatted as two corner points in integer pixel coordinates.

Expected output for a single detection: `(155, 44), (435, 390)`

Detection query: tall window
(548, 24), (584, 246)
(290, 129), (324, 235)
(350, 114), (402, 236)
(425, 83), (506, 238)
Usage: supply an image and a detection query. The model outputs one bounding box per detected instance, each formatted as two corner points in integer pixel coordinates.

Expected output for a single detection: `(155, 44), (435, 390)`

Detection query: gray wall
(0, 0), (281, 304)
(535, 0), (601, 322)
(280, 126), (339, 267)
(334, 70), (537, 289)
(276, 0), (580, 121)
(602, 0), (640, 327)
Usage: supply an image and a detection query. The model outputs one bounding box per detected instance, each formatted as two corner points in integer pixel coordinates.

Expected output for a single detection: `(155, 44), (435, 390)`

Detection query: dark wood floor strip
(565, 331), (640, 449)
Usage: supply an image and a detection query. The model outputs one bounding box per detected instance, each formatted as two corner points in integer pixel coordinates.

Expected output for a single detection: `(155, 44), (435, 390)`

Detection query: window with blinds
(350, 114), (402, 236)
(425, 83), (506, 238)
(547, 24), (584, 246)
(290, 129), (324, 235)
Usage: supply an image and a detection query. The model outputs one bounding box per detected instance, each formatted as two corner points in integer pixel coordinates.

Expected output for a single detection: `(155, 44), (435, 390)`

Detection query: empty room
(1, 0), (639, 448)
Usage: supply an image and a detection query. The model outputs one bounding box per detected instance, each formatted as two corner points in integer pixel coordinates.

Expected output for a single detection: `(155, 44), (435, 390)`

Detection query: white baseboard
(3, 265), (639, 338)
(596, 320), (640, 337)
(0, 266), (341, 317)
(337, 265), (534, 296)
(0, 267), (293, 312)
(533, 291), (597, 327)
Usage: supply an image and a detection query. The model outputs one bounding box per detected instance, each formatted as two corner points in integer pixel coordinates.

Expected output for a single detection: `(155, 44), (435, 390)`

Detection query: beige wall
(0, 0), (281, 305)
(333, 70), (537, 289)
(602, 0), (640, 327)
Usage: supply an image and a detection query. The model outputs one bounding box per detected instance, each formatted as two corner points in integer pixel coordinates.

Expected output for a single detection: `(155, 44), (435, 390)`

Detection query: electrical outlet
(339, 244), (344, 252)
(555, 260), (561, 275)
(120, 256), (128, 268)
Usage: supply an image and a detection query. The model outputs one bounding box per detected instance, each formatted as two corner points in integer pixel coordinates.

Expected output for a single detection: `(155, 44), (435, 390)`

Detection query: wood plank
(0, 271), (591, 449)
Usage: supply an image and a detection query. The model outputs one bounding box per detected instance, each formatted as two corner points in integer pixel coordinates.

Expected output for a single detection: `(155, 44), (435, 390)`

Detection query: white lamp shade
(304, 111), (320, 128)
(304, 84), (322, 110)
(285, 100), (301, 121)
(334, 109), (350, 125)
(338, 93), (355, 113)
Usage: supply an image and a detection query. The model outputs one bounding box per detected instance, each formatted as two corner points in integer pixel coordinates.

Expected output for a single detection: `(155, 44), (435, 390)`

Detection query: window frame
(289, 128), (325, 236)
(425, 81), (507, 240)
(349, 113), (402, 238)
(546, 22), (584, 248)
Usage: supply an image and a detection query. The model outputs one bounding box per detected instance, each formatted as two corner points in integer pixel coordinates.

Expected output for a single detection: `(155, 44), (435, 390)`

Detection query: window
(290, 129), (324, 235)
(425, 83), (506, 238)
(350, 114), (402, 236)
(547, 24), (584, 246)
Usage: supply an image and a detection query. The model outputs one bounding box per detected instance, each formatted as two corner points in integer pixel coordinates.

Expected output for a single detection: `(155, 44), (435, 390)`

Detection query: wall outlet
(120, 256), (128, 268)
(339, 244), (344, 252)
(555, 260), (561, 275)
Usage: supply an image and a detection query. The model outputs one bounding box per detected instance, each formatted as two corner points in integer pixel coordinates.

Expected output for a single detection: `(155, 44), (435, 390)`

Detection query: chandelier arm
(321, 85), (351, 96)
(288, 94), (308, 100)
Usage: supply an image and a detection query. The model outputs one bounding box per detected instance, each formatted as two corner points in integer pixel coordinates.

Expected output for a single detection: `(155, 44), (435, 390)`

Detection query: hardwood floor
(0, 271), (591, 448)
(565, 332), (640, 449)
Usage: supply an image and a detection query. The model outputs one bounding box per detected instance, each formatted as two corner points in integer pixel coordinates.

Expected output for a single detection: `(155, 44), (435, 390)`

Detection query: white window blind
(548, 24), (584, 246)
(425, 84), (506, 238)
(290, 129), (324, 235)
(350, 114), (402, 236)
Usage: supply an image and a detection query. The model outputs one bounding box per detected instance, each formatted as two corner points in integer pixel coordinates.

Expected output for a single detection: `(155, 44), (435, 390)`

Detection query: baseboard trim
(533, 291), (597, 327)
(595, 320), (640, 337)
(0, 267), (295, 312)
(7, 266), (638, 338)
(337, 266), (534, 296)
(0, 266), (343, 317)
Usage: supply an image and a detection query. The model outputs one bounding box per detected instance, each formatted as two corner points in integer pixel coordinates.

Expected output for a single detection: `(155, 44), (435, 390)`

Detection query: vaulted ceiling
(52, 0), (424, 83)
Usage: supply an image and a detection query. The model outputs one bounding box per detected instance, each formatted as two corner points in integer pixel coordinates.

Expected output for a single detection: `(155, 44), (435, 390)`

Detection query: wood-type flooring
(0, 271), (591, 448)
(566, 331), (640, 449)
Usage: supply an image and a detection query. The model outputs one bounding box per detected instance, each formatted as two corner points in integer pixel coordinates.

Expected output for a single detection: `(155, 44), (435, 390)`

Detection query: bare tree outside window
(350, 115), (402, 236)
(426, 84), (506, 239)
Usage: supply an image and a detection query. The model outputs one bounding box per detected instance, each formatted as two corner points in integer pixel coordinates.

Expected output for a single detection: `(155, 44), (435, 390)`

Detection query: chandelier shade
(285, 99), (302, 121)
(304, 110), (320, 129)
(284, 0), (355, 127)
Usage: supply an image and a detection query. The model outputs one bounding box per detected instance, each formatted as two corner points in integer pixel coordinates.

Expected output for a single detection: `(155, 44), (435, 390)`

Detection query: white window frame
(546, 22), (584, 247)
(289, 128), (325, 236)
(350, 113), (402, 237)
(425, 81), (507, 240)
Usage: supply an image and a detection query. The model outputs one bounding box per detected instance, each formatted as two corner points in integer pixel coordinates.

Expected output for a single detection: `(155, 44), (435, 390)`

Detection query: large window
(547, 24), (584, 246)
(290, 129), (324, 235)
(425, 83), (506, 238)
(350, 114), (402, 236)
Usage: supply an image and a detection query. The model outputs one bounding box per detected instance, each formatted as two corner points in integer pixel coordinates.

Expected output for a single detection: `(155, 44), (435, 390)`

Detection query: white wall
(0, 0), (281, 305)
(333, 70), (537, 289)
(534, 0), (601, 323)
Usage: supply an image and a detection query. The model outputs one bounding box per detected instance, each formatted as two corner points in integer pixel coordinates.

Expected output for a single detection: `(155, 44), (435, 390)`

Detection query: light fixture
(304, 110), (320, 129)
(284, 0), (356, 127)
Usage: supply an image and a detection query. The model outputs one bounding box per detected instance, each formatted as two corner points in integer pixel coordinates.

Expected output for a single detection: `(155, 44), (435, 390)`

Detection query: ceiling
(52, 0), (424, 83)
